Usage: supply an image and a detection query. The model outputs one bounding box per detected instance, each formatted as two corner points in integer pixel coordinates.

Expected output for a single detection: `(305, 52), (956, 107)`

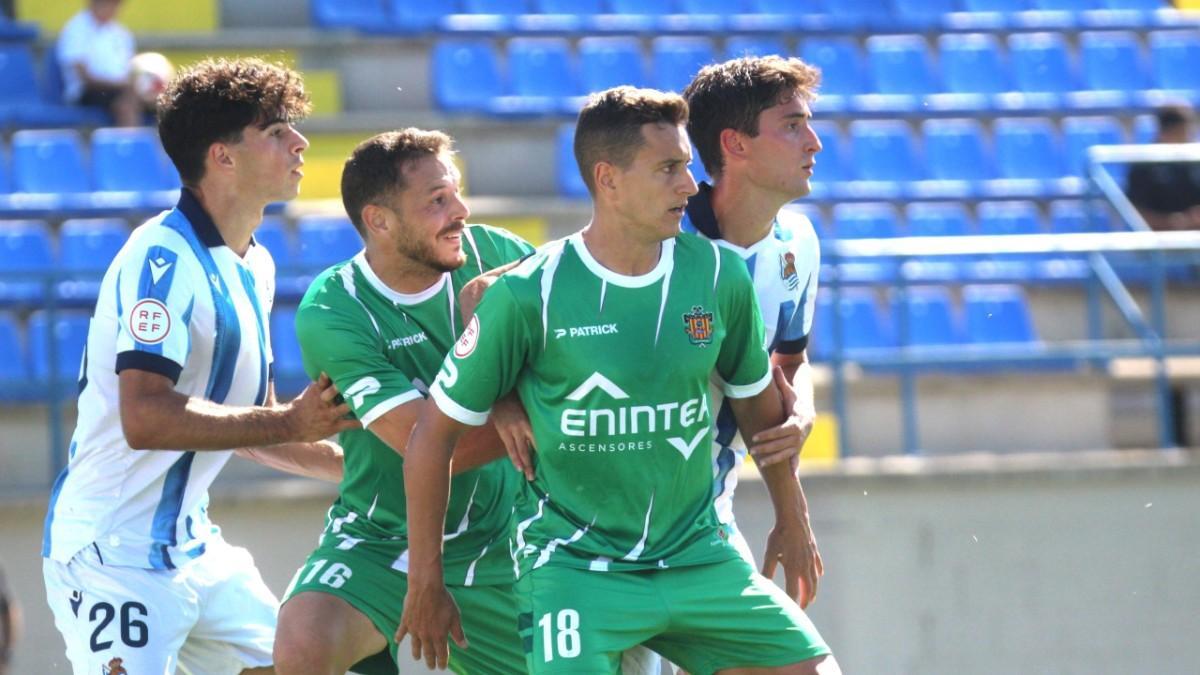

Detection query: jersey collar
(352, 250), (449, 305)
(568, 232), (674, 288)
(176, 188), (227, 249)
(684, 181), (721, 240)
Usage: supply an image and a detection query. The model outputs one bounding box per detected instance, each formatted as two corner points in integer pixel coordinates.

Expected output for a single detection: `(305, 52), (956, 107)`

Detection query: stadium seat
(310, 0), (390, 31)
(977, 200), (1042, 235)
(849, 120), (923, 182)
(798, 38), (865, 111)
(812, 288), (894, 360)
(724, 36), (788, 60)
(10, 129), (90, 194)
(254, 216), (293, 269)
(906, 203), (971, 237)
(864, 35), (938, 108)
(1049, 200), (1094, 233)
(808, 121), (847, 197)
(961, 0), (1028, 9)
(388, 0), (455, 32)
(297, 216), (362, 268)
(992, 117), (1065, 180)
(430, 40), (504, 113)
(607, 0), (729, 32)
(269, 304), (307, 396)
(962, 284), (1038, 344)
(1062, 115), (1125, 176)
(0, 44), (79, 128)
(832, 202), (900, 239)
(892, 0), (961, 29)
(556, 124), (588, 199)
(651, 37), (716, 94)
(57, 218), (129, 305)
(938, 33), (1010, 98)
(922, 118), (994, 182)
(441, 0), (528, 33)
(891, 286), (964, 346)
(28, 310), (90, 385)
(0, 144), (11, 195)
(0, 311), (25, 386)
(822, 0), (889, 30)
(577, 37), (646, 98)
(0, 219), (52, 305)
(1008, 33), (1078, 102)
(1077, 31), (1148, 107)
(1148, 31), (1200, 93)
(90, 127), (179, 195)
(492, 38), (577, 116)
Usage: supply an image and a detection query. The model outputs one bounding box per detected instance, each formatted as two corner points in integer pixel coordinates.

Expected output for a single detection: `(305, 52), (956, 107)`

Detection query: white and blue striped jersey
(43, 190), (276, 570)
(681, 182), (820, 524)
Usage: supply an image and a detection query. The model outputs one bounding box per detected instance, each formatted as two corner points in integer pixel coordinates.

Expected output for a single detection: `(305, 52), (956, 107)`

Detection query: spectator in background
(56, 0), (141, 126)
(0, 560), (18, 675)
(1126, 104), (1200, 231)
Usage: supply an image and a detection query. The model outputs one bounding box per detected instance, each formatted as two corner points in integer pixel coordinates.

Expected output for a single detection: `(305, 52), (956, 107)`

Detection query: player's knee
(273, 617), (339, 675)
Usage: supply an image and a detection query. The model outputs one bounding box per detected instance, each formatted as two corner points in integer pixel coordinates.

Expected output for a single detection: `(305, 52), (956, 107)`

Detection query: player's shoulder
(113, 212), (202, 270)
(773, 206), (819, 242)
(463, 223), (534, 267)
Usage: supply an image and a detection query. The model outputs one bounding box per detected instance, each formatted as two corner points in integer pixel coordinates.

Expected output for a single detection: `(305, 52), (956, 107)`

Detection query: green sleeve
(469, 224), (536, 269)
(714, 248), (772, 399)
(295, 299), (423, 427)
(430, 276), (536, 425)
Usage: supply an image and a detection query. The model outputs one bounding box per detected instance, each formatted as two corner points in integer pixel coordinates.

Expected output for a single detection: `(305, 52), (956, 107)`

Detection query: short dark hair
(574, 86), (689, 194)
(683, 56), (821, 178)
(341, 128), (455, 237)
(157, 58), (311, 186)
(1156, 104), (1195, 135)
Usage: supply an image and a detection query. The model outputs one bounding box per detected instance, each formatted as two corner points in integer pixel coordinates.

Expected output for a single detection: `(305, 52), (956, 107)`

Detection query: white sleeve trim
(430, 382), (490, 427)
(721, 367), (773, 399)
(360, 390), (424, 428)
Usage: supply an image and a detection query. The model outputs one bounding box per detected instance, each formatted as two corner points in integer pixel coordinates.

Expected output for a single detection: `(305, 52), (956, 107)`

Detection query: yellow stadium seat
(17, 0), (218, 34)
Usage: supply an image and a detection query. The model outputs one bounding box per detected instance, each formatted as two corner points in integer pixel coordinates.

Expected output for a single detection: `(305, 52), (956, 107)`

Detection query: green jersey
(295, 224), (533, 586)
(430, 232), (771, 578)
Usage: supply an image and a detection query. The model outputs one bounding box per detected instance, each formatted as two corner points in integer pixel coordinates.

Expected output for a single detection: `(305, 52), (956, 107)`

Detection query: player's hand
(492, 393), (535, 481)
(397, 577), (468, 670)
(749, 366), (814, 468)
(285, 373), (361, 442)
(761, 517), (823, 609)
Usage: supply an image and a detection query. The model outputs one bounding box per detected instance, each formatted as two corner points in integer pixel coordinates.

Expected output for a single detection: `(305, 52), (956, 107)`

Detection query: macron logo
(148, 257), (172, 284)
(566, 372), (628, 401)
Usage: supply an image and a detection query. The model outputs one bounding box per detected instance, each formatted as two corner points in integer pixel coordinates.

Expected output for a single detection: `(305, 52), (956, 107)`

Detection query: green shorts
(516, 556), (830, 675)
(283, 539), (524, 674)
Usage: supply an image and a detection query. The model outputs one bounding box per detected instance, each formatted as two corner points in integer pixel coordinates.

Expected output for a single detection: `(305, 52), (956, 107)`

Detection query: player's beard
(396, 226), (466, 275)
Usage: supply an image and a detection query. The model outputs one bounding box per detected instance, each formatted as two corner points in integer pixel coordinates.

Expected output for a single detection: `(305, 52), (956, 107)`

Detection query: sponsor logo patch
(129, 298), (171, 344)
(455, 315), (480, 358)
(682, 305), (714, 347)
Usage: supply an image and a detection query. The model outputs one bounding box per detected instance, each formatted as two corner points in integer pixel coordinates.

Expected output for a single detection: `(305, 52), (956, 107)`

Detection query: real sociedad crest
(682, 305), (714, 347)
(781, 251), (799, 291)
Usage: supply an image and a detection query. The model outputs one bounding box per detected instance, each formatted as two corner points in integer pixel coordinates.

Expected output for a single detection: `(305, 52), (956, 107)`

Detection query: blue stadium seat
(724, 36), (788, 60)
(0, 45), (52, 127)
(388, 0), (455, 32)
(892, 0), (962, 29)
(922, 118), (994, 182)
(0, 311), (25, 387)
(431, 40), (504, 113)
(963, 284), (1038, 344)
(441, 0), (528, 33)
(891, 286), (964, 346)
(651, 37), (716, 94)
(11, 129), (90, 193)
(91, 127), (179, 198)
(1008, 33), (1078, 102)
(808, 121), (847, 197)
(821, 0), (889, 30)
(832, 202), (900, 239)
(977, 200), (1042, 235)
(1101, 0), (1163, 7)
(556, 124), (588, 199)
(578, 37), (647, 96)
(906, 203), (971, 237)
(28, 310), (90, 385)
(1078, 31), (1147, 107)
(865, 35), (938, 101)
(0, 143), (11, 194)
(255, 216), (294, 269)
(57, 218), (129, 305)
(849, 120), (923, 182)
(0, 219), (52, 306)
(798, 38), (865, 111)
(1062, 115), (1125, 177)
(961, 0), (1028, 9)
(310, 0), (389, 31)
(992, 117), (1065, 180)
(812, 288), (894, 360)
(1149, 31), (1200, 93)
(1049, 200), (1095, 233)
(297, 216), (362, 268)
(938, 33), (1009, 98)
(269, 304), (307, 396)
(492, 38), (577, 116)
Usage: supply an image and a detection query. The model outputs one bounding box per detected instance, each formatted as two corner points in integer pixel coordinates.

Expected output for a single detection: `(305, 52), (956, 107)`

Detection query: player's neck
(364, 247), (444, 295)
(709, 176), (789, 248)
(581, 217), (662, 277)
(188, 183), (265, 257)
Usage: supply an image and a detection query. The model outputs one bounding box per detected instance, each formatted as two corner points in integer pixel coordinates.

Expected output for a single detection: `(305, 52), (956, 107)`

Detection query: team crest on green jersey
(683, 306), (714, 347)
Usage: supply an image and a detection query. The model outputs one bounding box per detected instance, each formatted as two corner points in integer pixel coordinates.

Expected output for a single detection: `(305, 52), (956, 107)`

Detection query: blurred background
(1, 0), (1200, 672)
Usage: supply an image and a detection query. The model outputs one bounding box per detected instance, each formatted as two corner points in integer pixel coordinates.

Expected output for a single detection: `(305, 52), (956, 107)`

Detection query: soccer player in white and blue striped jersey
(681, 55), (827, 605)
(41, 58), (358, 675)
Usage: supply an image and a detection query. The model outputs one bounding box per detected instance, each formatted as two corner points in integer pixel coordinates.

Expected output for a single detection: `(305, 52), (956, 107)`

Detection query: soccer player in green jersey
(400, 88), (839, 674)
(272, 129), (533, 675)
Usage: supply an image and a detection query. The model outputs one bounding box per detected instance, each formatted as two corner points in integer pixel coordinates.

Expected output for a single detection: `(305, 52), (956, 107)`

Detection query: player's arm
(749, 349), (817, 469)
(119, 369), (359, 452)
(368, 397), (507, 474)
(234, 380), (349, 482)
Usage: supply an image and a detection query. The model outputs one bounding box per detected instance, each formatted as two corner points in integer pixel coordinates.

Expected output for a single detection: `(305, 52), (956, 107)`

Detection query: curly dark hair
(157, 57), (312, 186)
(341, 128), (455, 237)
(573, 86), (689, 195)
(683, 56), (821, 179)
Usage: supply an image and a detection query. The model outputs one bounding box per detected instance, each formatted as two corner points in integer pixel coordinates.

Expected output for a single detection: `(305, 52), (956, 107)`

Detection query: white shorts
(43, 537), (278, 675)
(621, 521), (758, 674)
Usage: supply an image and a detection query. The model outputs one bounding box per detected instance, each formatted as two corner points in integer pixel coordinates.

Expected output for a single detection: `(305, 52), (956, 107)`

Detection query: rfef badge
(682, 305), (714, 347)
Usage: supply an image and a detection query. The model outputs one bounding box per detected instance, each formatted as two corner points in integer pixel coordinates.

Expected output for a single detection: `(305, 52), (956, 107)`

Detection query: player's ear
(208, 142), (235, 173)
(594, 161), (617, 195)
(719, 128), (747, 165)
(361, 203), (389, 237)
